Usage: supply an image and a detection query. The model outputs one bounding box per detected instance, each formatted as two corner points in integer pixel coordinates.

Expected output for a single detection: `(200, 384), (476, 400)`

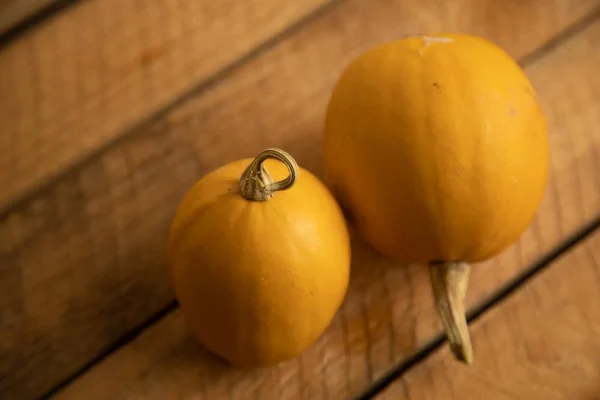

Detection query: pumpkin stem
(429, 261), (473, 365)
(239, 148), (299, 201)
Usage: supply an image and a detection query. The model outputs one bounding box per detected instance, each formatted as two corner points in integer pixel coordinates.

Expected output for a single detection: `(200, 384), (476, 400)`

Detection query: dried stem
(429, 261), (473, 364)
(239, 148), (299, 201)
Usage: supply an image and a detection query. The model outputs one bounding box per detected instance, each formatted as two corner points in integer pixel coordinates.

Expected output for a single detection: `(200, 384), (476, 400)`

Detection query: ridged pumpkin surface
(324, 34), (549, 264)
(168, 154), (350, 366)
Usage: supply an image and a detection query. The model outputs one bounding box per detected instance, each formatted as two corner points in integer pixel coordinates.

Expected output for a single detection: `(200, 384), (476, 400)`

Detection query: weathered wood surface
(377, 231), (600, 400)
(32, 6), (600, 400)
(0, 0), (331, 212)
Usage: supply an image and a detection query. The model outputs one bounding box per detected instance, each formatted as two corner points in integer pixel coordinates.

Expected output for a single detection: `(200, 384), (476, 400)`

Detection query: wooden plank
(0, 0), (330, 212)
(37, 5), (600, 400)
(376, 231), (600, 400)
(0, 0), (59, 35)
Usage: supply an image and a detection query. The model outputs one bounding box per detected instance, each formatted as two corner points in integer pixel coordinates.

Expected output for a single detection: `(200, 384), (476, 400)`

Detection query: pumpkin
(168, 148), (350, 366)
(323, 34), (549, 363)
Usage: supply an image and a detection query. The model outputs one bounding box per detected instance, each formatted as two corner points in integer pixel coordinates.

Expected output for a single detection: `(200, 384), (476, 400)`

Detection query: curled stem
(429, 261), (473, 364)
(239, 148), (299, 201)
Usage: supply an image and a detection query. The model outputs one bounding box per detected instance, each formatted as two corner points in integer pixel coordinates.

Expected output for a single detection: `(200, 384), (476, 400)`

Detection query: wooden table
(1, 1), (599, 399)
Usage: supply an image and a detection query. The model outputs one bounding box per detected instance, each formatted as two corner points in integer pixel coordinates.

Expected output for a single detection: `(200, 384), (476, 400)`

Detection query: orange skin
(324, 34), (549, 264)
(168, 158), (350, 366)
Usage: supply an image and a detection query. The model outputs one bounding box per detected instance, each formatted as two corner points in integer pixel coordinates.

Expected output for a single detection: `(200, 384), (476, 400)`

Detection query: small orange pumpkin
(168, 148), (350, 366)
(324, 34), (549, 363)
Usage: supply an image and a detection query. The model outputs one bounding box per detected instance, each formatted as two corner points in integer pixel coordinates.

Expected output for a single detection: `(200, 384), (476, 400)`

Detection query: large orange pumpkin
(168, 149), (350, 366)
(324, 34), (549, 363)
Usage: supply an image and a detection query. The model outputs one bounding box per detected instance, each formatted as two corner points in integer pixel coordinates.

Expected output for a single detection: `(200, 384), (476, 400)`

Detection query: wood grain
(25, 5), (600, 400)
(377, 231), (600, 400)
(0, 0), (330, 212)
(0, 0), (59, 35)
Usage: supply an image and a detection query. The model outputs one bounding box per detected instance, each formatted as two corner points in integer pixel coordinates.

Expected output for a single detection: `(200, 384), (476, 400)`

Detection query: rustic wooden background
(1, 1), (599, 399)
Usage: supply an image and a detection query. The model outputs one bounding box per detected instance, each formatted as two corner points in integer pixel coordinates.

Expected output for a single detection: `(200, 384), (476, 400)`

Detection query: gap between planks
(39, 7), (600, 400)
(0, 0), (82, 44)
